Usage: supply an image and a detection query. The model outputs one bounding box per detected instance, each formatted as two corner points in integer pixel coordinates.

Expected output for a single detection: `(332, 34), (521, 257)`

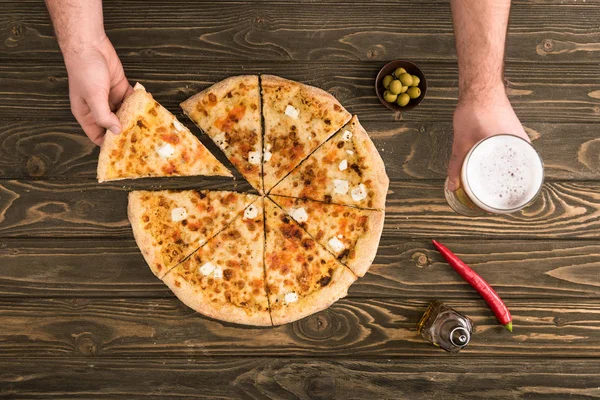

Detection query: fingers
(109, 76), (133, 111)
(446, 149), (463, 192)
(86, 91), (122, 135)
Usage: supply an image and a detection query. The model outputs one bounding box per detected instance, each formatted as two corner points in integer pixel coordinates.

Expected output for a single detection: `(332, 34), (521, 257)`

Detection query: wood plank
(1, 238), (599, 300)
(0, 297), (597, 358)
(1, 120), (599, 181)
(3, 0), (600, 64)
(4, 180), (600, 239)
(1, 60), (599, 123)
(1, 358), (598, 400)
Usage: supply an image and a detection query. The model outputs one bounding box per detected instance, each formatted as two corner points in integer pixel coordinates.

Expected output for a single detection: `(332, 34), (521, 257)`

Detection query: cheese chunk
(284, 292), (299, 304)
(244, 204), (258, 220)
(328, 236), (345, 253)
(342, 130), (353, 141)
(157, 143), (175, 159)
(284, 105), (300, 119)
(199, 261), (216, 276)
(248, 151), (261, 165)
(290, 207), (308, 223)
(339, 159), (348, 171)
(171, 207), (188, 222)
(333, 179), (349, 195)
(351, 184), (367, 202)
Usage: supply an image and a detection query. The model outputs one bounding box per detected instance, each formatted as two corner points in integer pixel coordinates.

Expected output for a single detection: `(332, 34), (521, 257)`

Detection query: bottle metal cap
(449, 327), (470, 347)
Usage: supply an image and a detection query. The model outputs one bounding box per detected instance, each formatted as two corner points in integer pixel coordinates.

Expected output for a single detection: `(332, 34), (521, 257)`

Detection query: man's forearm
(450, 0), (511, 100)
(45, 0), (106, 59)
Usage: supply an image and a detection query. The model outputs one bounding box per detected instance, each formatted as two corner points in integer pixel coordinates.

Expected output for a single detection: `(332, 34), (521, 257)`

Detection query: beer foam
(462, 135), (543, 212)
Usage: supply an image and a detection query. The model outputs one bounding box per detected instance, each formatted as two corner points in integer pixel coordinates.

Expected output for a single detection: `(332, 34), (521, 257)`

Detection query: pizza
(180, 76), (263, 192)
(128, 190), (256, 278)
(97, 83), (231, 182)
(264, 198), (356, 325)
(162, 200), (270, 326)
(261, 75), (352, 192)
(269, 195), (384, 277)
(116, 75), (388, 326)
(270, 115), (389, 210)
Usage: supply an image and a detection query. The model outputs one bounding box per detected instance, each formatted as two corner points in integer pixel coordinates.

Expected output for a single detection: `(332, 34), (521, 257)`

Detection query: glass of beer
(444, 134), (544, 216)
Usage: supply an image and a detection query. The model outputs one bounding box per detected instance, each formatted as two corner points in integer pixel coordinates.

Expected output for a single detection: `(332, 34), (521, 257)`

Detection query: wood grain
(1, 238), (599, 300)
(3, 1), (600, 64)
(1, 357), (598, 400)
(2, 120), (600, 181)
(1, 60), (599, 123)
(0, 297), (597, 358)
(4, 180), (600, 239)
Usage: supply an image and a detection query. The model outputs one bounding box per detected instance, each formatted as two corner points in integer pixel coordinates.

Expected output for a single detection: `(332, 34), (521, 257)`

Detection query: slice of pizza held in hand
(261, 75), (352, 193)
(270, 195), (384, 277)
(97, 83), (231, 182)
(128, 189), (257, 278)
(180, 76), (263, 193)
(264, 198), (356, 325)
(162, 199), (270, 326)
(270, 115), (389, 210)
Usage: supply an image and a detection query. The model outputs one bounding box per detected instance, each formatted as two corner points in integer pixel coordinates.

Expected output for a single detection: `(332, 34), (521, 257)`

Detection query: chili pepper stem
(506, 322), (513, 332)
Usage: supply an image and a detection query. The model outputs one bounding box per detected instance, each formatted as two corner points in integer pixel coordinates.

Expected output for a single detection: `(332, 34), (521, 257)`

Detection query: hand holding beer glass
(445, 90), (544, 216)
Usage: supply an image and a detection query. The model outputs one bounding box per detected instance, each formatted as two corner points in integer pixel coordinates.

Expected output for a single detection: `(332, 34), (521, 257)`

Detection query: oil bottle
(417, 301), (473, 353)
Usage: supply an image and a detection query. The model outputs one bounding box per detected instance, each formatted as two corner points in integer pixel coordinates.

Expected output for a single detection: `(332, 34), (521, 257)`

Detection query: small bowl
(375, 60), (427, 111)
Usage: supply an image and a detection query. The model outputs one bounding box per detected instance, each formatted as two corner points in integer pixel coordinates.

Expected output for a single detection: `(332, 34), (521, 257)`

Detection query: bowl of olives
(375, 60), (427, 111)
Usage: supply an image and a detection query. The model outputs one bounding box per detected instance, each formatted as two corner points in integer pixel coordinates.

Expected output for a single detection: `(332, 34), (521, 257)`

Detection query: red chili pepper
(432, 240), (513, 332)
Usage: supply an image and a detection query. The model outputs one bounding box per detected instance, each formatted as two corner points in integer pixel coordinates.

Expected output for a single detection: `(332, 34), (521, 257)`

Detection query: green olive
(394, 67), (407, 78)
(407, 87), (421, 99)
(389, 80), (403, 95)
(397, 93), (410, 107)
(411, 75), (420, 87)
(383, 90), (398, 103)
(382, 75), (394, 89)
(400, 85), (408, 93)
(399, 73), (413, 86)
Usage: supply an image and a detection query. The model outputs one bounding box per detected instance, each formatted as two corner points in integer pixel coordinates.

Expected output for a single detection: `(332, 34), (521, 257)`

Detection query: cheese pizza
(181, 76), (263, 192)
(128, 190), (256, 278)
(261, 75), (352, 192)
(264, 198), (356, 325)
(117, 75), (388, 326)
(269, 195), (384, 277)
(162, 200), (270, 326)
(270, 115), (389, 210)
(98, 83), (230, 182)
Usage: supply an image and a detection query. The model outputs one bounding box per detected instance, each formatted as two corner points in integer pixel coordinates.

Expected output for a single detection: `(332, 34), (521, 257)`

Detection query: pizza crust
(350, 116), (389, 210)
(128, 191), (170, 278)
(162, 270), (272, 326)
(180, 75), (256, 115)
(97, 83), (150, 182)
(270, 265), (356, 326)
(347, 210), (385, 277)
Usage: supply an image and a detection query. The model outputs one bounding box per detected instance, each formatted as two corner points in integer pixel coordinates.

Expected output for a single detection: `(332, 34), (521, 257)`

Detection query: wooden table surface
(2, 0), (600, 398)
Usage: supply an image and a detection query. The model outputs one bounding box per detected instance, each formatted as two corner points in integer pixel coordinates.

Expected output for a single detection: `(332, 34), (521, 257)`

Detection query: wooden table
(2, 0), (600, 398)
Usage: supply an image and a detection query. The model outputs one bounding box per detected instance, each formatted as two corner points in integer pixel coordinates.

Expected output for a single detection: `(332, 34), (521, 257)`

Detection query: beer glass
(444, 134), (544, 216)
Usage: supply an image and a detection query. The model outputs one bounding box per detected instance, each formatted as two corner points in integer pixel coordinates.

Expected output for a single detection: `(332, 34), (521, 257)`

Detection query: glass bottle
(417, 301), (473, 353)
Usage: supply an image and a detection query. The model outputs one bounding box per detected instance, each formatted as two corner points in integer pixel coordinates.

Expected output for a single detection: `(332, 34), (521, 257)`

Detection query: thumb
(86, 92), (122, 135)
(446, 148), (463, 192)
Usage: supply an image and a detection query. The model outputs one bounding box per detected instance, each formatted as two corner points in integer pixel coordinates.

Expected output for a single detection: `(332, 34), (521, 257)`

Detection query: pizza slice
(180, 76), (263, 193)
(97, 83), (231, 182)
(270, 195), (384, 277)
(264, 198), (356, 325)
(261, 75), (352, 193)
(270, 115), (389, 210)
(128, 190), (257, 278)
(162, 200), (270, 326)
